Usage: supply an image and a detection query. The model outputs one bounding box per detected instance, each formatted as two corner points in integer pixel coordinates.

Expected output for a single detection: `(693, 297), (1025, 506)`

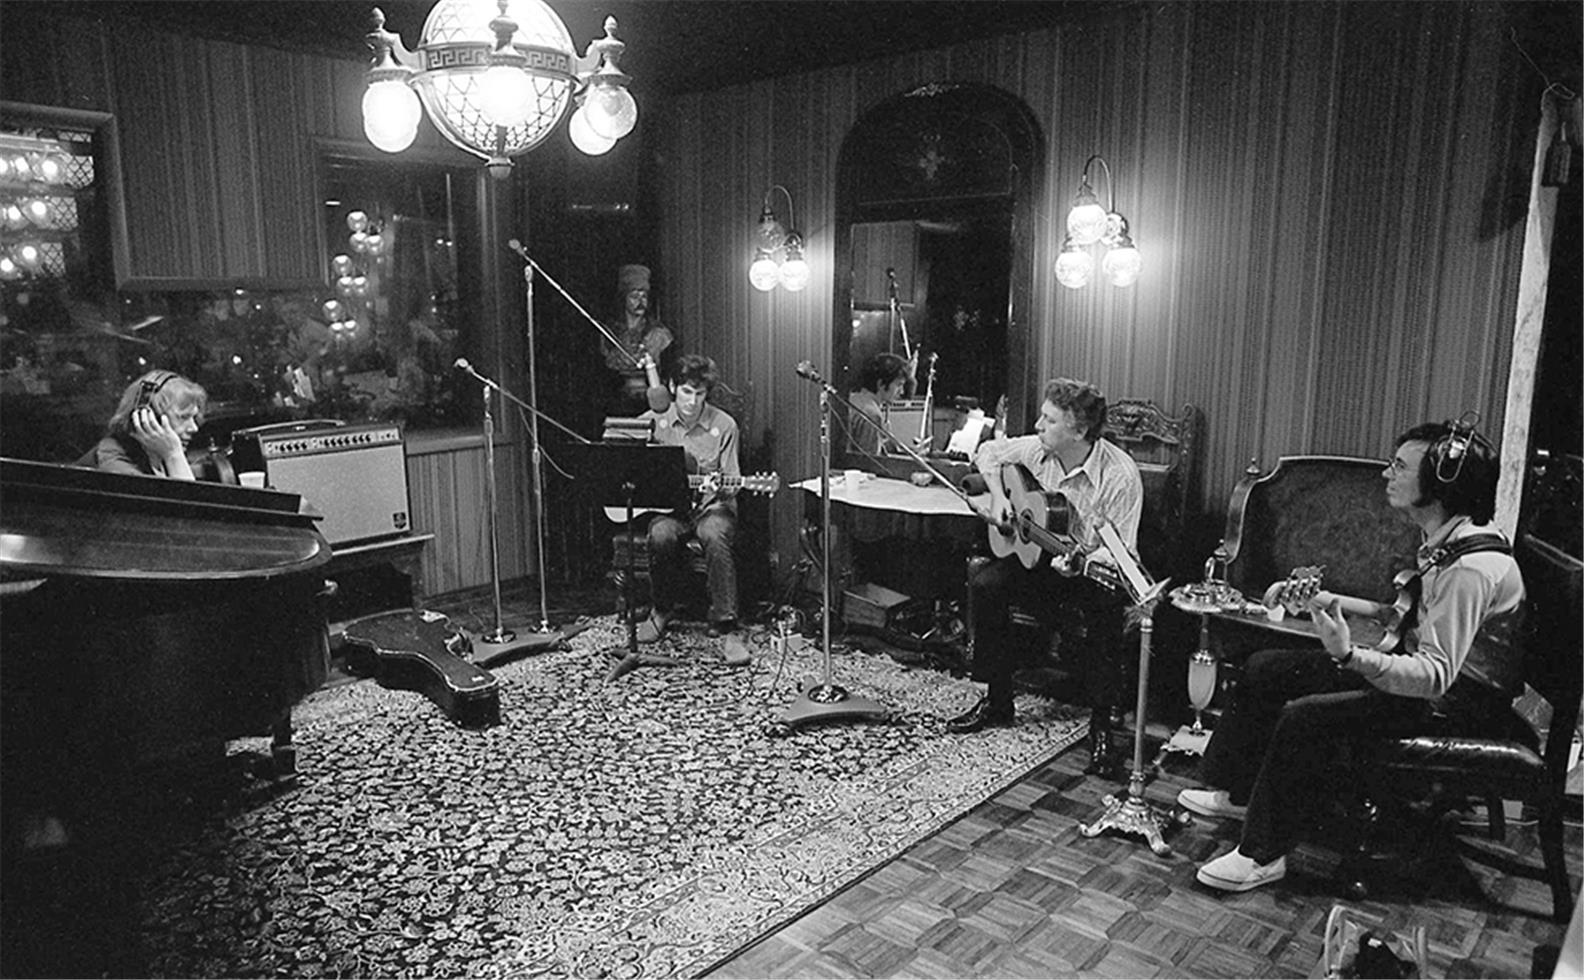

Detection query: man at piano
(948, 377), (1143, 780)
(636, 353), (751, 666)
(80, 370), (208, 479)
(1181, 421), (1523, 893)
(846, 351), (909, 457)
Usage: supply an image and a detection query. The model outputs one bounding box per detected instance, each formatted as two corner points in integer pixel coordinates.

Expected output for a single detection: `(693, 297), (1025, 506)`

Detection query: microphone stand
(783, 364), (888, 726)
(455, 357), (590, 667)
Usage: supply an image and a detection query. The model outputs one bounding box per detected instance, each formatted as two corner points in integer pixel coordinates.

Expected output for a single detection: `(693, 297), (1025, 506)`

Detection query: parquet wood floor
(436, 582), (1582, 979)
(707, 723), (1582, 979)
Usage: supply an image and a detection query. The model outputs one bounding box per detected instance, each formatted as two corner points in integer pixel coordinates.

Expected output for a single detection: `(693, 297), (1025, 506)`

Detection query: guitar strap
(1397, 533), (1512, 639)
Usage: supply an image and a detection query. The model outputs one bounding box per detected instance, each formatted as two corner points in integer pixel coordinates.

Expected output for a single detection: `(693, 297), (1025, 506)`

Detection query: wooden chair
(1337, 532), (1581, 921)
(1102, 399), (1205, 585)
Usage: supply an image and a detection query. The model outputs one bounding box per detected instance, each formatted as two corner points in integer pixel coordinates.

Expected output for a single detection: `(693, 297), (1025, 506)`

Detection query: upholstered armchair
(1338, 532), (1580, 921)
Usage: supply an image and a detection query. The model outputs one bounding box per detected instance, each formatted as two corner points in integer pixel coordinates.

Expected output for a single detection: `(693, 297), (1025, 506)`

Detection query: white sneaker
(1196, 847), (1287, 892)
(1177, 787), (1248, 820)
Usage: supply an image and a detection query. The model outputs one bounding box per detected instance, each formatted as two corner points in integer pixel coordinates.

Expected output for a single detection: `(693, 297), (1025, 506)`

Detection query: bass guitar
(603, 471), (781, 523)
(1259, 564), (1411, 651)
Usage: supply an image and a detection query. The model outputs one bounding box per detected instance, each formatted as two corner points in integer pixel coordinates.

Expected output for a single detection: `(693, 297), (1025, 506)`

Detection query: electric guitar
(603, 471), (780, 523)
(1259, 564), (1411, 652)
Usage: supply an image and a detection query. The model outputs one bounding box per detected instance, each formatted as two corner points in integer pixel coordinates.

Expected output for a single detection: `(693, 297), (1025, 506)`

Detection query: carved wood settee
(1210, 454), (1420, 665)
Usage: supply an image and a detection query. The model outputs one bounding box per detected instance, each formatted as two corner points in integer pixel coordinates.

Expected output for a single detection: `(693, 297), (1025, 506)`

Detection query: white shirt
(973, 434), (1144, 550)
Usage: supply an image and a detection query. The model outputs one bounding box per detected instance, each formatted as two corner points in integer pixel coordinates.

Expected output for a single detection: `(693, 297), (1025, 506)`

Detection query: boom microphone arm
(454, 359), (591, 445)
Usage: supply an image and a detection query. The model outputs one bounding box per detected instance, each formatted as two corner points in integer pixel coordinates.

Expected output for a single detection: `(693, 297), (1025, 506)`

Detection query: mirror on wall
(832, 84), (1041, 467)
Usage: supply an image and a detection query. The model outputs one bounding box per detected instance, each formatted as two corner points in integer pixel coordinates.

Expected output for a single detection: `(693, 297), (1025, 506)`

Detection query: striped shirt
(973, 434), (1143, 550)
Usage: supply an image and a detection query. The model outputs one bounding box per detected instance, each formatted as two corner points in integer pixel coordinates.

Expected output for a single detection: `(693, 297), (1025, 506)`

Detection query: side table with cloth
(796, 475), (988, 610)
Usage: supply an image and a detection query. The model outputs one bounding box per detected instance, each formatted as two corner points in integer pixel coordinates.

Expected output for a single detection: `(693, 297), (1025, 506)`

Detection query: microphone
(794, 360), (823, 384)
(505, 239), (529, 261)
(454, 358), (500, 391)
(647, 385), (671, 413)
(886, 267), (898, 299)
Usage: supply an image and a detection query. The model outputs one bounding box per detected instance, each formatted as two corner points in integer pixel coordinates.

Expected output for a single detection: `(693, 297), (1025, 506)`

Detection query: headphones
(134, 370), (178, 411)
(1427, 410), (1485, 484)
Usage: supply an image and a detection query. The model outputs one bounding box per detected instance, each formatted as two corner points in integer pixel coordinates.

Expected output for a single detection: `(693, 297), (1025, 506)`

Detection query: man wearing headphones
(1180, 419), (1524, 892)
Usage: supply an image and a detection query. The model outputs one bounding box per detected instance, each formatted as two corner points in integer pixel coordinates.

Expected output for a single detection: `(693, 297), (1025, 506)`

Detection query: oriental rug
(134, 617), (1087, 978)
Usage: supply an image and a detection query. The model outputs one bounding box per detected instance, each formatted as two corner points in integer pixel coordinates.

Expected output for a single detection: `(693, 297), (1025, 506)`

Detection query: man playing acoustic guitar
(636, 353), (751, 666)
(948, 377), (1144, 780)
(1181, 419), (1523, 892)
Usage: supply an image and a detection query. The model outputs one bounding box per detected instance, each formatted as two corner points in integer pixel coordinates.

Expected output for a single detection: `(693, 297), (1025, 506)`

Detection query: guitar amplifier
(230, 421), (411, 546)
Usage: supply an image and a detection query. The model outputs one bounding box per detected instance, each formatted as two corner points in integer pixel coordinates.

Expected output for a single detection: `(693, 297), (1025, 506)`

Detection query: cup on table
(238, 471), (267, 489)
(843, 469), (864, 491)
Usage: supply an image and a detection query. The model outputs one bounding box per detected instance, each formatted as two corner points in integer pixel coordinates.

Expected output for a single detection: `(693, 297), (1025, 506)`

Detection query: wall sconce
(360, 0), (637, 176)
(1056, 154), (1142, 289)
(749, 185), (809, 292)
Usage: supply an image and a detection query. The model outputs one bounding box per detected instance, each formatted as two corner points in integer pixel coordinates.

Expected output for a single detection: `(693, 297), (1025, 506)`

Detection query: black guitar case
(341, 610), (501, 728)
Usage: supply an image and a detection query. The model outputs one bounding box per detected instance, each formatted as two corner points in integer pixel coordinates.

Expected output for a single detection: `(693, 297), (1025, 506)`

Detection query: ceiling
(22, 1), (1132, 95)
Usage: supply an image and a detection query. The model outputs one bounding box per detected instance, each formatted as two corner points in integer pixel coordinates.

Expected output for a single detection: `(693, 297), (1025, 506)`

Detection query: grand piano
(0, 457), (333, 829)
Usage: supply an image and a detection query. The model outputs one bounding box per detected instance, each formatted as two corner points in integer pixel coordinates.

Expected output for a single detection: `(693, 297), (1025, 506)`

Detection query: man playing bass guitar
(1180, 419), (1524, 893)
(948, 377), (1144, 780)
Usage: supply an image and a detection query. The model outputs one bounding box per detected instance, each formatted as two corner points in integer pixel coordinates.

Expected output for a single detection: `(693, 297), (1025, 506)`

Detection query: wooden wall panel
(654, 1), (1539, 574)
(406, 442), (531, 599)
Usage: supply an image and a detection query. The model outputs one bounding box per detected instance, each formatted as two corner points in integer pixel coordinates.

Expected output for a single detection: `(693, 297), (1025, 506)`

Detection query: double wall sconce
(749, 185), (809, 292)
(1056, 155), (1142, 289)
(361, 0), (637, 175)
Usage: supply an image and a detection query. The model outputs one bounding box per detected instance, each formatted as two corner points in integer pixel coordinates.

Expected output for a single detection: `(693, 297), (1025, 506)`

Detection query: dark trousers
(968, 555), (1125, 711)
(1200, 648), (1507, 863)
(648, 502), (737, 625)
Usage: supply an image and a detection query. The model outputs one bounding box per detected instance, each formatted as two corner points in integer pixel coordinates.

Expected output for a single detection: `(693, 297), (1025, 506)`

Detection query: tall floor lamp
(357, 0), (640, 652)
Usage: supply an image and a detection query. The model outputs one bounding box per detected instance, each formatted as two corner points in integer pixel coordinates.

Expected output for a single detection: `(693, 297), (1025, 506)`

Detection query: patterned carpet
(134, 616), (1088, 978)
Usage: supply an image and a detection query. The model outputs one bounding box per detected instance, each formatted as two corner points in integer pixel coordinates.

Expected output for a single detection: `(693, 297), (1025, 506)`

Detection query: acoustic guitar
(603, 471), (780, 523)
(984, 462), (1079, 570)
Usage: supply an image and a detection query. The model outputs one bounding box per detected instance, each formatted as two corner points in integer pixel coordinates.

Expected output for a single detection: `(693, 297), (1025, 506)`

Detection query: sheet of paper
(1096, 521), (1152, 599)
(946, 412), (990, 456)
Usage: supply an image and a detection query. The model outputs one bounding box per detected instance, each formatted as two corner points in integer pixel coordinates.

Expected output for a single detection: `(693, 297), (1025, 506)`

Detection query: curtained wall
(650, 1), (1540, 573)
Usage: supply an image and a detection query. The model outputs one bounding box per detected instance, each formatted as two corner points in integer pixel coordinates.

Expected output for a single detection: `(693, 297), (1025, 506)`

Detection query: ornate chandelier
(361, 0), (637, 176)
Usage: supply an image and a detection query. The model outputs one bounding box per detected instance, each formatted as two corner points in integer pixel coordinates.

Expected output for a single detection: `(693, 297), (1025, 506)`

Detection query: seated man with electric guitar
(636, 354), (752, 665)
(949, 377), (1144, 781)
(1180, 418), (1524, 893)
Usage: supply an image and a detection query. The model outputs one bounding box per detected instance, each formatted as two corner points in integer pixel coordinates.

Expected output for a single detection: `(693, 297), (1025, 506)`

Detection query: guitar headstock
(742, 471), (780, 495)
(1262, 565), (1325, 616)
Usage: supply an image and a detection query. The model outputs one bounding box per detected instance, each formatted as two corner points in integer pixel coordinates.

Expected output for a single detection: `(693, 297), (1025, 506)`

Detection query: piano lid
(0, 457), (330, 580)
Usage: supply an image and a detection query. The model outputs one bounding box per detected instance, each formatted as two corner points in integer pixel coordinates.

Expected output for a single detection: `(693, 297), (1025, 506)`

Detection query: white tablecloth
(794, 476), (986, 517)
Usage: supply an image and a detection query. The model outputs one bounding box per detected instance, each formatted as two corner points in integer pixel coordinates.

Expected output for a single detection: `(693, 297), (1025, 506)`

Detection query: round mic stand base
(474, 629), (567, 667)
(779, 683), (889, 727)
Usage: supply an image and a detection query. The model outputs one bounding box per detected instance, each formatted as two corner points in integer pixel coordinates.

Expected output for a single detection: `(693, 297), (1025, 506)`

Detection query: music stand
(562, 442), (693, 681)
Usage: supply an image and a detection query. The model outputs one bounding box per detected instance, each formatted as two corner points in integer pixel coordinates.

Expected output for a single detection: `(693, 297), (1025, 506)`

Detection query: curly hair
(1041, 377), (1108, 442)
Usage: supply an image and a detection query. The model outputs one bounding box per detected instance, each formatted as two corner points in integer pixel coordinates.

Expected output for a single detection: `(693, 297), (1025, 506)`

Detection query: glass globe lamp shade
(1055, 241), (1094, 289)
(409, 0), (576, 163)
(479, 57), (537, 128)
(16, 244), (42, 269)
(23, 199), (49, 225)
(363, 77), (422, 153)
(585, 82), (637, 140)
(1103, 242), (1143, 287)
(749, 251), (780, 292)
(347, 211), (369, 233)
(778, 237), (810, 291)
(1067, 199), (1108, 247)
(0, 255), (18, 280)
(568, 103), (615, 155)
